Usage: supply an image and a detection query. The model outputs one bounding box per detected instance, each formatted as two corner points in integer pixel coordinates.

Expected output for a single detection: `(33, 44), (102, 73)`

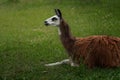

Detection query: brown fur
(59, 19), (120, 68)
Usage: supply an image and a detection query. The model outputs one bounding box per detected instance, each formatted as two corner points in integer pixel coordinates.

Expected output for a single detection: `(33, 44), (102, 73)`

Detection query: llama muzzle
(44, 21), (49, 26)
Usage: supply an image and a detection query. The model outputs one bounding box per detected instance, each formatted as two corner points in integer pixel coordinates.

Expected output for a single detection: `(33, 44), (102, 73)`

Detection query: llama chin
(44, 9), (120, 68)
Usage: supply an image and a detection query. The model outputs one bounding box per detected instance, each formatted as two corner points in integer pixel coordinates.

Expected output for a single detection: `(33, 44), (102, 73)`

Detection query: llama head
(44, 9), (62, 26)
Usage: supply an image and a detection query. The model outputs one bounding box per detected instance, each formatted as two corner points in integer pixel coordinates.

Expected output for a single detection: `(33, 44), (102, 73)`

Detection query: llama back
(73, 35), (120, 68)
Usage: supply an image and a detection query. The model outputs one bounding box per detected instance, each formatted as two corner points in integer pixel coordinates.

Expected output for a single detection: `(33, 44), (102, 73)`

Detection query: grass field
(0, 0), (120, 80)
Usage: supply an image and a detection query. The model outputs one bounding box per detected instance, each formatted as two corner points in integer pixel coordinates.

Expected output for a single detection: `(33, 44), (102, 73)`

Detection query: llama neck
(58, 19), (75, 53)
(58, 19), (72, 38)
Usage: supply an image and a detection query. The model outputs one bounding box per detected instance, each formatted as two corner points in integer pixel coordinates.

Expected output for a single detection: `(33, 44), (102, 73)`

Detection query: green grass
(0, 0), (120, 80)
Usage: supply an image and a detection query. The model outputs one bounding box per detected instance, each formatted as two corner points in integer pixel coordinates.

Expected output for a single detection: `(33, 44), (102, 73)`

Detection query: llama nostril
(44, 21), (49, 26)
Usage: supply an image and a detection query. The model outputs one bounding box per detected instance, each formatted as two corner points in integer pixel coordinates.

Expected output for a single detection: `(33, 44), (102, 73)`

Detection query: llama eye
(52, 17), (58, 21)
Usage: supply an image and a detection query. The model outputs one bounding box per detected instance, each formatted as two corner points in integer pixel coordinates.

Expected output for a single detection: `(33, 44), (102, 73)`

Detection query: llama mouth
(45, 23), (49, 26)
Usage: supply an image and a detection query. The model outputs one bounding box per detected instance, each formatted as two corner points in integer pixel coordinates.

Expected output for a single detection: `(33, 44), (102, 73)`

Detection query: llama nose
(44, 21), (49, 26)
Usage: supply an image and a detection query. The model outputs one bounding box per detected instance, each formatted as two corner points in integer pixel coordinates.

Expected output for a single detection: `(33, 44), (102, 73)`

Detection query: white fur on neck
(58, 28), (61, 35)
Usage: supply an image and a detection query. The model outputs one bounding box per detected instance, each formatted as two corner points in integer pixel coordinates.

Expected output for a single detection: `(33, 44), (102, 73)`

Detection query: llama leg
(69, 57), (79, 67)
(45, 59), (70, 66)
(85, 56), (95, 68)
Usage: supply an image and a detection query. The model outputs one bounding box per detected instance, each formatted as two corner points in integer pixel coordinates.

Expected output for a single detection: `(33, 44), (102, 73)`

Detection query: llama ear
(55, 9), (62, 19)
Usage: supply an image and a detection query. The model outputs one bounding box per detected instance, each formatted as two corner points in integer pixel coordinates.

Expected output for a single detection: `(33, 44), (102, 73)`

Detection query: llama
(44, 9), (120, 68)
